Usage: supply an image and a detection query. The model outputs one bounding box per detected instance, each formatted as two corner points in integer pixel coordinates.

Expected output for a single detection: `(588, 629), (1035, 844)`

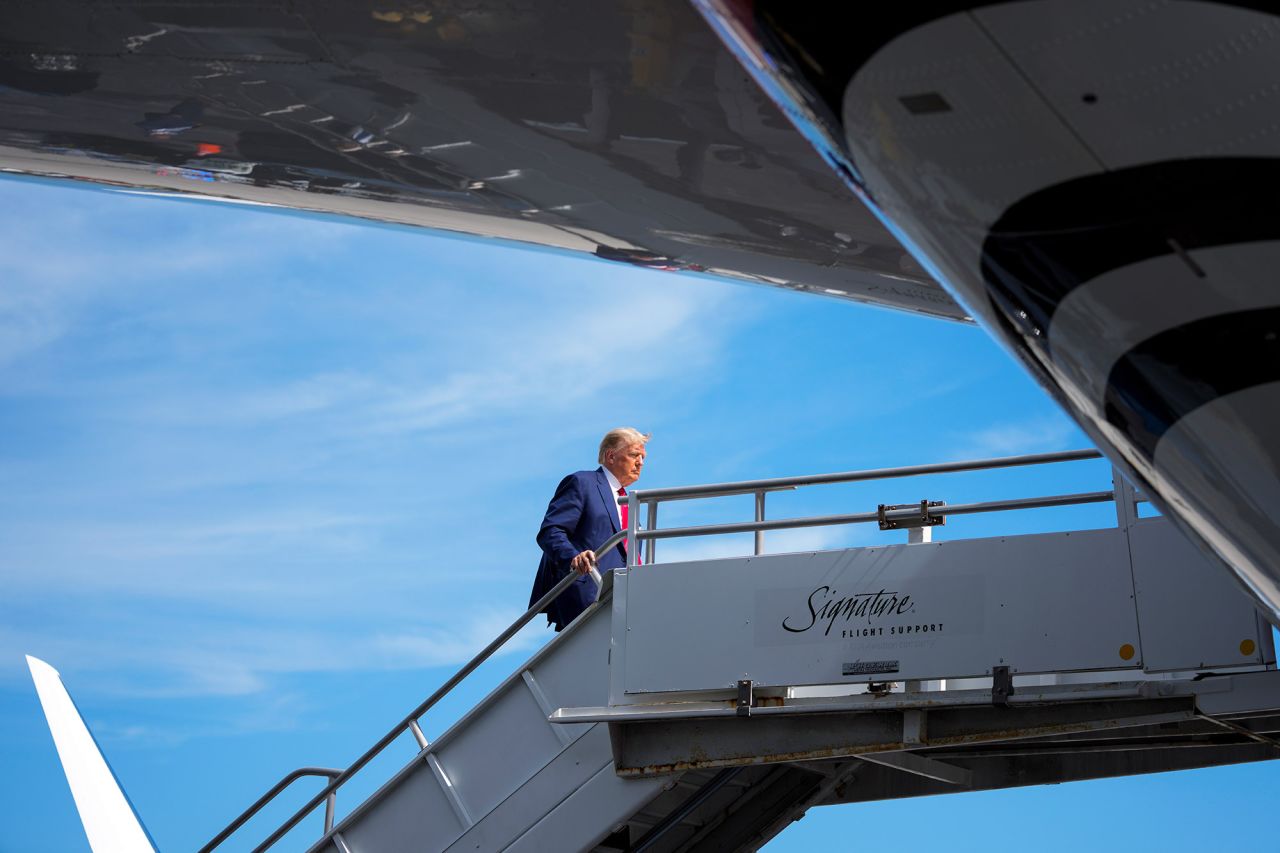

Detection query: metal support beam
(632, 768), (741, 853)
(522, 670), (574, 745)
(1195, 711), (1280, 751)
(426, 753), (473, 829)
(903, 709), (926, 745)
(817, 742), (1280, 809)
(734, 763), (859, 852)
(857, 751), (972, 786)
(610, 697), (1199, 777)
(672, 766), (798, 850)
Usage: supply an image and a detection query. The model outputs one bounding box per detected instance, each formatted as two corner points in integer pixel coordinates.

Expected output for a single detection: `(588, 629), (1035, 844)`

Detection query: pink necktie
(619, 487), (641, 565)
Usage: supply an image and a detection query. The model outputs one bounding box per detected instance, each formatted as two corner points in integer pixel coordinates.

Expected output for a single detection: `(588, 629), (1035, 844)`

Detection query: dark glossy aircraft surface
(695, 0), (1280, 620)
(0, 0), (960, 319)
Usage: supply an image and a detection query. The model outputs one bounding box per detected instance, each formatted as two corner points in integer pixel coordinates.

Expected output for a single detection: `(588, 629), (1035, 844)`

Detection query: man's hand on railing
(570, 549), (597, 575)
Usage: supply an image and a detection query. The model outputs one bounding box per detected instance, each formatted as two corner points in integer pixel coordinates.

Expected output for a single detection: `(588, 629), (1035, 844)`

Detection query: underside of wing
(0, 0), (965, 322)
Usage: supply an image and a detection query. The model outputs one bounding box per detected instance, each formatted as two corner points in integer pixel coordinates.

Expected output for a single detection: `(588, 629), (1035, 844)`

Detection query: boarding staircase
(204, 450), (1280, 853)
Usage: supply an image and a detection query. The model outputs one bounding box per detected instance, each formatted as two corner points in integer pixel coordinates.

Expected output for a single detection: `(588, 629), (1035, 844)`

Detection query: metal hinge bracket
(992, 665), (1014, 706)
(878, 500), (947, 530)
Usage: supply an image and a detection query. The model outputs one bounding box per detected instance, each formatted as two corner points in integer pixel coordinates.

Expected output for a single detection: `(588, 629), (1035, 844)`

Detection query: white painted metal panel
(621, 529), (1145, 694)
(434, 673), (566, 819)
(522, 603), (612, 745)
(339, 758), (464, 853)
(444, 725), (666, 853)
(506, 761), (667, 853)
(1128, 518), (1270, 671)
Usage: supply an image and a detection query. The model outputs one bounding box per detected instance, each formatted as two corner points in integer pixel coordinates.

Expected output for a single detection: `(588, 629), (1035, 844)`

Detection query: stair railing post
(627, 489), (639, 567)
(645, 500), (658, 564)
(754, 491), (766, 555)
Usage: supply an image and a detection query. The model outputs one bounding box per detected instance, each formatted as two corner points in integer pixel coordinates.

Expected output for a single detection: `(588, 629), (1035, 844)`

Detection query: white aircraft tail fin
(26, 655), (158, 853)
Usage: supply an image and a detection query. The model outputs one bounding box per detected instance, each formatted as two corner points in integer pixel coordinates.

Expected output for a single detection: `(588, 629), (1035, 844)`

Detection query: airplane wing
(0, 0), (966, 323)
(26, 656), (157, 853)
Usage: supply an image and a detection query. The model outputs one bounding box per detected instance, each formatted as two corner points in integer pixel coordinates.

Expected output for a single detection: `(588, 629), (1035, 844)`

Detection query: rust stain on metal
(618, 741), (905, 778)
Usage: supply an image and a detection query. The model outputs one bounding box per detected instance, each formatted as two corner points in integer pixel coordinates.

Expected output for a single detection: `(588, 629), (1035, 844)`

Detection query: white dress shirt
(602, 466), (625, 530)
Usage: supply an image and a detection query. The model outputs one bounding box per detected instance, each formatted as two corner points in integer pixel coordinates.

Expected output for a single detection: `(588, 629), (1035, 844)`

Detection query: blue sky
(1, 175), (1276, 852)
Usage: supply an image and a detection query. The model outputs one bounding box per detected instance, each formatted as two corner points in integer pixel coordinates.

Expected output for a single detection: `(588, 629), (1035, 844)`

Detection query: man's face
(606, 442), (646, 487)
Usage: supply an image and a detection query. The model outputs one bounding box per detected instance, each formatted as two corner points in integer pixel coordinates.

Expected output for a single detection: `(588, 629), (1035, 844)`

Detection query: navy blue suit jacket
(529, 467), (626, 631)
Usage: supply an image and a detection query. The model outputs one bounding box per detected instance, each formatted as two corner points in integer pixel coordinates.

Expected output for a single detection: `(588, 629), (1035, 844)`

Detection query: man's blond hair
(598, 427), (651, 464)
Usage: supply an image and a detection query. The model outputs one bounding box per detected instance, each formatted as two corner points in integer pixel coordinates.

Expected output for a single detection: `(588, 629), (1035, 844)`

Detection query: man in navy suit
(529, 427), (649, 631)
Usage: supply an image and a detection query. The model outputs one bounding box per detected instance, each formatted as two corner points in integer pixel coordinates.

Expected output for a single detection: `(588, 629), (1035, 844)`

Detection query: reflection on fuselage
(0, 0), (965, 321)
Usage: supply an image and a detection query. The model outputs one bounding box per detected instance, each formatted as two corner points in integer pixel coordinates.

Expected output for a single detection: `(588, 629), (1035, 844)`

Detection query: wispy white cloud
(0, 186), (355, 370)
(373, 610), (546, 668)
(359, 287), (725, 436)
(947, 415), (1083, 460)
(0, 179), (748, 720)
(3, 604), (548, 702)
(138, 371), (377, 426)
(1, 510), (384, 594)
(90, 691), (310, 747)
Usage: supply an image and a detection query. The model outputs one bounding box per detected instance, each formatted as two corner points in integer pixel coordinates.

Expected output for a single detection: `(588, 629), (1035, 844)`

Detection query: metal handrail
(197, 768), (341, 853)
(636, 490), (1116, 541)
(624, 448), (1109, 562)
(629, 448), (1103, 502)
(209, 530), (627, 853)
